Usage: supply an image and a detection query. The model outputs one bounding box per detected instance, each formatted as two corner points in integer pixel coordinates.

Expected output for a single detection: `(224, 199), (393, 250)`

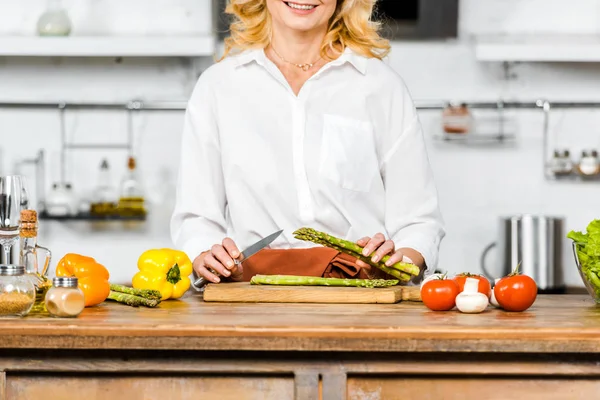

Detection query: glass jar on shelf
(577, 150), (600, 178)
(90, 159), (118, 218)
(549, 149), (574, 177)
(442, 102), (473, 134)
(0, 265), (35, 317)
(37, 0), (72, 36)
(117, 156), (147, 218)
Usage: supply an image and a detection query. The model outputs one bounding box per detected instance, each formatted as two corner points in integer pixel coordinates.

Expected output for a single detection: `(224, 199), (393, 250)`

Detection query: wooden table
(1, 294), (600, 400)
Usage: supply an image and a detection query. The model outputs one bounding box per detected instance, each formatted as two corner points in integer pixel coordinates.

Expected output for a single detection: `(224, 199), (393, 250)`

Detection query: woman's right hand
(193, 238), (243, 283)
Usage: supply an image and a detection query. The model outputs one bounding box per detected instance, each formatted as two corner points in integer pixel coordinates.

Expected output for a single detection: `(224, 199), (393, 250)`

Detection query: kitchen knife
(191, 229), (284, 290)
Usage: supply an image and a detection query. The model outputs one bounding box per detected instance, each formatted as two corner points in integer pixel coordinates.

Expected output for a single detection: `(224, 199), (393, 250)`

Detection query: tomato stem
(509, 261), (522, 277)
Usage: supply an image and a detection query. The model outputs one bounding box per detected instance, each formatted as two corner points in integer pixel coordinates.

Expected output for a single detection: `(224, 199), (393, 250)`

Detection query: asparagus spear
(251, 274), (399, 288)
(109, 283), (162, 300)
(295, 232), (411, 282)
(294, 228), (421, 276)
(107, 291), (160, 307)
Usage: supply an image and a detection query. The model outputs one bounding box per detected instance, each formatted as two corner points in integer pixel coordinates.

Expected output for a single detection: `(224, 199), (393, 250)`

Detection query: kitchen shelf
(434, 132), (516, 145)
(475, 34), (600, 62)
(39, 211), (146, 222)
(0, 35), (216, 57)
(544, 169), (600, 182)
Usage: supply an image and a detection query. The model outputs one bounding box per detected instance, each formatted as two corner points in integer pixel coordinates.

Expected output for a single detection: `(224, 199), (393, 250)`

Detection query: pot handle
(480, 242), (496, 279)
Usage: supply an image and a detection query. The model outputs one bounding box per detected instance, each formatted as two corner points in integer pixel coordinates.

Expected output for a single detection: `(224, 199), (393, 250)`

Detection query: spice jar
(0, 265), (36, 317)
(577, 150), (600, 178)
(549, 149), (574, 176)
(442, 102), (472, 134)
(45, 277), (85, 318)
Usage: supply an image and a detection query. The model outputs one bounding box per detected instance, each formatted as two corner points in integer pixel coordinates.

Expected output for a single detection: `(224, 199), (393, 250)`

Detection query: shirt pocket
(318, 114), (379, 192)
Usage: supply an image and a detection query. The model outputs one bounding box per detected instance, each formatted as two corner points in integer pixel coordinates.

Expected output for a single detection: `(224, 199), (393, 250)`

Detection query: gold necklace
(270, 45), (321, 71)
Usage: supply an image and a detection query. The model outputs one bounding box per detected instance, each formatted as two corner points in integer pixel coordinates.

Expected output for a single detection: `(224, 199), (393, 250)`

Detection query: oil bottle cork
(20, 210), (38, 238)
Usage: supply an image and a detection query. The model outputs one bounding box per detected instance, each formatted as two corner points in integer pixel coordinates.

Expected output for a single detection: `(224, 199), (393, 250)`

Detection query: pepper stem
(166, 263), (181, 284)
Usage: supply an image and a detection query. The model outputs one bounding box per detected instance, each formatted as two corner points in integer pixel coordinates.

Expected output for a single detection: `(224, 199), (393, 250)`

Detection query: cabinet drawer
(348, 376), (600, 400)
(6, 374), (294, 400)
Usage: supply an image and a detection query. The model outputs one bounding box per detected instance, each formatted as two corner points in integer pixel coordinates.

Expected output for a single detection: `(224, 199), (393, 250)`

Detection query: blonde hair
(219, 0), (390, 61)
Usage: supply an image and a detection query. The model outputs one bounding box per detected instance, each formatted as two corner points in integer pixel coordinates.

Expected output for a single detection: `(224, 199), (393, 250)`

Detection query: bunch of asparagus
(107, 284), (161, 308)
(293, 227), (420, 283)
(251, 274), (399, 288)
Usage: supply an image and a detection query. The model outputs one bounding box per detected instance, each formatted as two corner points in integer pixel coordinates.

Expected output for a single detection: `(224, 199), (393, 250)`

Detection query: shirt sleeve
(380, 80), (446, 274)
(170, 73), (228, 262)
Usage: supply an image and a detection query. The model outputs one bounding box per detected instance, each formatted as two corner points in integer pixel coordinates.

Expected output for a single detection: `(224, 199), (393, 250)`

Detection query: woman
(171, 0), (445, 284)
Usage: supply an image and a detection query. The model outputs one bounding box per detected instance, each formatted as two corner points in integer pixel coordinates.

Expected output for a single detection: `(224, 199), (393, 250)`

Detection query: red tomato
(494, 274), (537, 312)
(421, 279), (460, 311)
(453, 273), (491, 298)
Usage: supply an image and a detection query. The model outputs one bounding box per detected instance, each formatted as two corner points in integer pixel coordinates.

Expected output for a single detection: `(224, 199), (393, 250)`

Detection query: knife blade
(192, 229), (284, 290)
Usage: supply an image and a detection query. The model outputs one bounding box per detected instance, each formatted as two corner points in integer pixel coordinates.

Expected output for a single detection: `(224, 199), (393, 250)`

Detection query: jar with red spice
(442, 102), (472, 134)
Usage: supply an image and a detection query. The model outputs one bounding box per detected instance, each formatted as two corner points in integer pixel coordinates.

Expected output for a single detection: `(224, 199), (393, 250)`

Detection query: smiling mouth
(284, 1), (318, 11)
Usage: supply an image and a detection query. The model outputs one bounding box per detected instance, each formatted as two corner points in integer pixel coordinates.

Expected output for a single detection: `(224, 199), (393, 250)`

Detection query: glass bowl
(572, 241), (600, 303)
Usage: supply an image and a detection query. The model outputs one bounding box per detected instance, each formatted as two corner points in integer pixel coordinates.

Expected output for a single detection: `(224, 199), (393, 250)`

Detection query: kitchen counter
(1, 294), (600, 399)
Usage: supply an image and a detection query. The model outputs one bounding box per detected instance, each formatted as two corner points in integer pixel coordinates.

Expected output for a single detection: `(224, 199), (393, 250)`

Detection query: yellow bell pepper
(132, 249), (193, 300)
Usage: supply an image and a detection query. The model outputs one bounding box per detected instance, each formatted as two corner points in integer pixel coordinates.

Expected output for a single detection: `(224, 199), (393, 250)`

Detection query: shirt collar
(232, 46), (368, 75)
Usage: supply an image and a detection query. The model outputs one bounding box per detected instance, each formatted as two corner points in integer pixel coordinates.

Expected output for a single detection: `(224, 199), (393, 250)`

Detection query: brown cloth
(242, 247), (388, 282)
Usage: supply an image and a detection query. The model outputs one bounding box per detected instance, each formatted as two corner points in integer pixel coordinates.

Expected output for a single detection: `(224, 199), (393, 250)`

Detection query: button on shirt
(170, 47), (446, 272)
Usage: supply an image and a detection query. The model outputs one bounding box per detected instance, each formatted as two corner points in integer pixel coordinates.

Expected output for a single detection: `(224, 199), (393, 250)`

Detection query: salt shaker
(45, 277), (85, 318)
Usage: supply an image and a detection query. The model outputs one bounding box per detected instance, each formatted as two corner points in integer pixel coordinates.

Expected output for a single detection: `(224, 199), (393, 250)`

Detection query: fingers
(371, 240), (395, 263)
(384, 249), (405, 267)
(356, 236), (370, 247)
(222, 238), (240, 260)
(361, 233), (385, 257)
(193, 255), (222, 283)
(204, 253), (230, 279)
(211, 244), (235, 273)
(193, 238), (242, 285)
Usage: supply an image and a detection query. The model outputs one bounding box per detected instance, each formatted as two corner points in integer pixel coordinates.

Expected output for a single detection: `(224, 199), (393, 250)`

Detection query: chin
(280, 18), (322, 32)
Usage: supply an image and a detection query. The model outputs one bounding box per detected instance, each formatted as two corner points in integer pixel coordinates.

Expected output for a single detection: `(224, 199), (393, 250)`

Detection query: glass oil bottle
(20, 210), (52, 315)
(117, 156), (147, 218)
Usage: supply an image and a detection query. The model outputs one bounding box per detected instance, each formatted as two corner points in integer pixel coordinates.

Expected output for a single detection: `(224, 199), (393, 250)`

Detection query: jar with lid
(549, 149), (574, 176)
(45, 277), (85, 318)
(0, 265), (36, 317)
(577, 150), (600, 178)
(442, 102), (473, 134)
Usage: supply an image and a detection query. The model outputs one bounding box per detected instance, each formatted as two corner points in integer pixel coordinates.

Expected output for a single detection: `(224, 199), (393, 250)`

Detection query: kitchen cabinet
(0, 294), (599, 399)
(475, 34), (600, 62)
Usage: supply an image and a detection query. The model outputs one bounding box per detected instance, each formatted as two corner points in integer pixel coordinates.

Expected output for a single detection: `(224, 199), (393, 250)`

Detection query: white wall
(0, 0), (598, 286)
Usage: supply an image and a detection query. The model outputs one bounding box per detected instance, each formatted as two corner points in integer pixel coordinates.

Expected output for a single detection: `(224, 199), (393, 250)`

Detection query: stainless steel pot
(481, 214), (565, 293)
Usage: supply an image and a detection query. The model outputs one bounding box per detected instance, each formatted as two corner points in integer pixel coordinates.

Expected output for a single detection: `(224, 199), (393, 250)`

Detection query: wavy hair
(219, 0), (390, 61)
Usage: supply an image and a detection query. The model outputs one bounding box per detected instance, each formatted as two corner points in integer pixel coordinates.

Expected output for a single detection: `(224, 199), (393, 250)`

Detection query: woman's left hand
(356, 233), (425, 268)
(356, 233), (404, 267)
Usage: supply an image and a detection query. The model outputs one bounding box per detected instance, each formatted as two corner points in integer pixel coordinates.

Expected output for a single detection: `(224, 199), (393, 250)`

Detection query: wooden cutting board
(202, 282), (421, 304)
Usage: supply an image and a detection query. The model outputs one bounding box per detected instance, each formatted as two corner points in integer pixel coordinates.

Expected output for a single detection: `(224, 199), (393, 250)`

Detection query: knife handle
(192, 275), (208, 291)
(192, 259), (241, 290)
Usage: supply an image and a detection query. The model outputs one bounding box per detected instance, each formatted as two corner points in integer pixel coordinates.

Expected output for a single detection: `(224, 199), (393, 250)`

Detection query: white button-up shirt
(170, 47), (446, 272)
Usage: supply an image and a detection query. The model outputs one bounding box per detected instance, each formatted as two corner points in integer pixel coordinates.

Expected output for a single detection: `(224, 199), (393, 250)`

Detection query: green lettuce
(568, 220), (600, 299)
